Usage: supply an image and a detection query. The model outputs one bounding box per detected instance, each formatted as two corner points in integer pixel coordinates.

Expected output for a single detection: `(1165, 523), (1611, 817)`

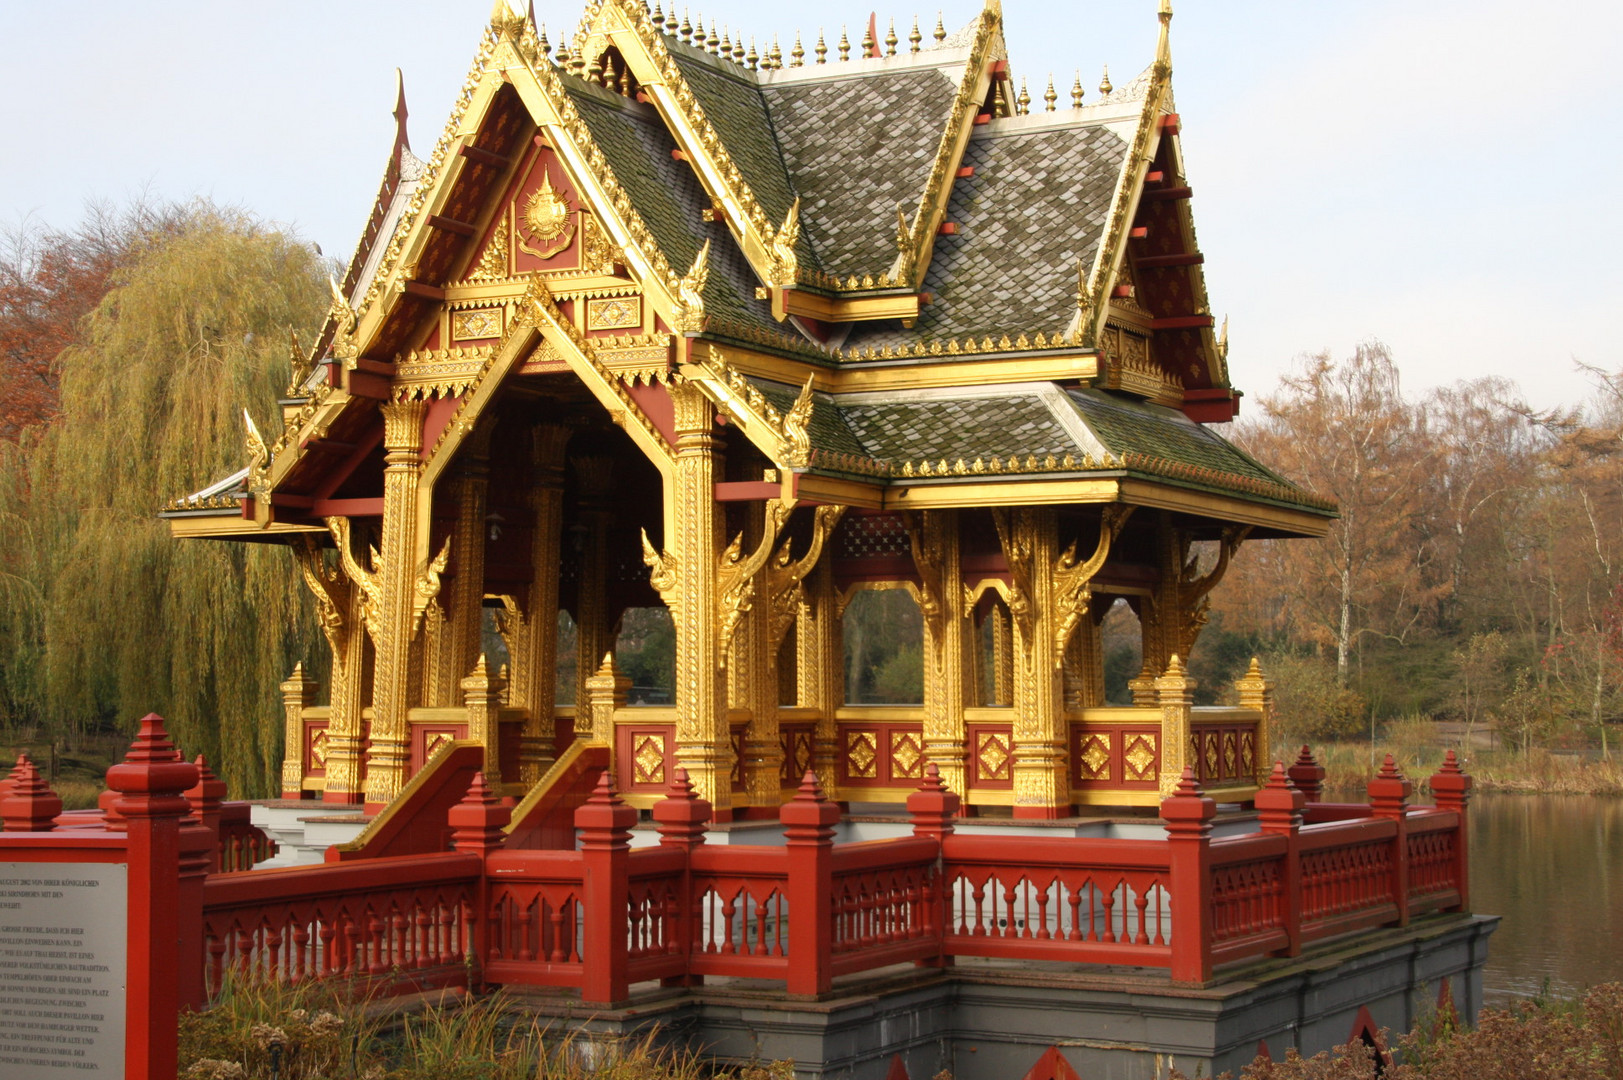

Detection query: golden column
(995, 507), (1069, 817)
(433, 424), (493, 707)
(508, 423), (570, 783)
(1235, 657), (1273, 786)
(278, 663), (317, 797)
(914, 510), (970, 796)
(572, 456), (615, 708)
(801, 560), (844, 793)
(1156, 655), (1195, 796)
(366, 398), (432, 806)
(644, 382), (731, 813)
(294, 532), (370, 804)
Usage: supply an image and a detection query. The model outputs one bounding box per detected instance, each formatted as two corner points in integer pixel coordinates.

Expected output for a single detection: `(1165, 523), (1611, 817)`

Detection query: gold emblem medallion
(517, 169), (576, 259)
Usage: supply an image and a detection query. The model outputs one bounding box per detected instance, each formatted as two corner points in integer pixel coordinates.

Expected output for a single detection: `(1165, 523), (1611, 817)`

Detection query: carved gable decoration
(511, 148), (581, 272)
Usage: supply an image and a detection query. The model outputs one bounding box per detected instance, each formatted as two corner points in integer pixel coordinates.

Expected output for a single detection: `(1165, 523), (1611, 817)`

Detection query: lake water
(1470, 793), (1623, 1008)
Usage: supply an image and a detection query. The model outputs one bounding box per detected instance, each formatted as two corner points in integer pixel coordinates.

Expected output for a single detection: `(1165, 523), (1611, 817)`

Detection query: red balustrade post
(105, 714), (200, 1080)
(1368, 754), (1411, 926)
(576, 771), (635, 1005)
(185, 754), (227, 872)
(1, 754), (62, 831)
(651, 767), (710, 987)
(1428, 751), (1473, 911)
(450, 771), (511, 989)
(781, 769), (839, 997)
(1288, 746), (1326, 804)
(1255, 762), (1305, 956)
(907, 763), (958, 966)
(1162, 767), (1214, 985)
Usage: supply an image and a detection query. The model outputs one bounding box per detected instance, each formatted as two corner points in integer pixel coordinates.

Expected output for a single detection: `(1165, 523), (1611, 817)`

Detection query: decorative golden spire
(838, 27), (851, 61)
(1016, 78), (1030, 115)
(720, 28), (732, 60)
(1098, 64), (1112, 96)
(537, 24), (550, 57)
(286, 328), (309, 397)
(651, 4), (665, 32)
(815, 30), (828, 64)
(769, 36), (783, 68)
(706, 19), (720, 54)
(791, 31), (805, 66)
(680, 10), (693, 43)
(747, 38), (759, 70)
(860, 22), (874, 58)
(1217, 315), (1229, 365)
(692, 13), (705, 47)
(1158, 0), (1173, 71)
(934, 12), (946, 44)
(1072, 70), (1083, 108)
(909, 16), (922, 53)
(1043, 75), (1057, 112)
(885, 18), (898, 56)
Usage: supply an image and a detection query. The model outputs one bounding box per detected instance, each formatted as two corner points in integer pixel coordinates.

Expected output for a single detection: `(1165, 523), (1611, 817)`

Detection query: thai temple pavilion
(163, 0), (1334, 819)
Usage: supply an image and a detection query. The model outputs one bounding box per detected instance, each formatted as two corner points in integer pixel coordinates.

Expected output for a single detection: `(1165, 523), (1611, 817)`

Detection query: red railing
(0, 723), (1476, 1072)
(200, 853), (478, 997)
(216, 802), (278, 872)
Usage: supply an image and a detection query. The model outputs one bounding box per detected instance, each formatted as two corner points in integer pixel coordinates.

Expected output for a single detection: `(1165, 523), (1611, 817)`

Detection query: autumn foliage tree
(0, 201), (328, 795)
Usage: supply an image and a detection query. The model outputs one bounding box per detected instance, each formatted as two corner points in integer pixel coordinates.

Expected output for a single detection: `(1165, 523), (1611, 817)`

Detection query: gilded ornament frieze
(586, 295), (642, 331)
(451, 308), (504, 341)
(464, 211), (511, 282)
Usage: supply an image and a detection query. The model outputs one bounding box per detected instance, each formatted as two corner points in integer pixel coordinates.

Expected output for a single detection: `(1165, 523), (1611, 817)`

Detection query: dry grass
(1275, 739), (1623, 797)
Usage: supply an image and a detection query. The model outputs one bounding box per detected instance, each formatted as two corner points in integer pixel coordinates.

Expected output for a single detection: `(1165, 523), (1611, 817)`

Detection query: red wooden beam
(402, 280), (445, 301)
(427, 214), (477, 238)
(956, 165), (975, 178)
(313, 497), (386, 517)
(1151, 314), (1215, 330)
(1136, 252), (1204, 269)
(715, 480), (781, 501)
(1145, 185), (1193, 201)
(1130, 226), (1149, 240)
(457, 142), (507, 168)
(938, 222), (959, 235)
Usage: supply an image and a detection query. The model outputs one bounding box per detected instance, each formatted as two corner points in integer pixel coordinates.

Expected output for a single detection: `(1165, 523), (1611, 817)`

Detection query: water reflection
(1471, 793), (1623, 1007)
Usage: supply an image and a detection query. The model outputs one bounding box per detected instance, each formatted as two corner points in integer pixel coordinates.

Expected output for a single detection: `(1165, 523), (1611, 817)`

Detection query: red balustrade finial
(186, 754), (227, 816)
(1159, 766), (1214, 830)
(781, 768), (840, 838)
(574, 769), (636, 845)
(1255, 761), (1304, 833)
(652, 766), (711, 846)
(106, 713), (199, 820)
(1, 754), (62, 833)
(907, 761), (960, 839)
(1367, 752), (1412, 817)
(1173, 766), (1202, 799)
(1428, 750), (1472, 811)
(450, 770), (511, 851)
(1288, 745), (1326, 803)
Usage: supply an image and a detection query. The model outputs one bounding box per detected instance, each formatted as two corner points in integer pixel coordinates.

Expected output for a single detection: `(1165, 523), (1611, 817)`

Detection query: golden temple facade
(163, 0), (1333, 819)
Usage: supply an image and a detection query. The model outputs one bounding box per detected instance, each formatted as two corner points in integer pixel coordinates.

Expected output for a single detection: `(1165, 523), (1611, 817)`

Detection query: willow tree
(0, 203), (328, 795)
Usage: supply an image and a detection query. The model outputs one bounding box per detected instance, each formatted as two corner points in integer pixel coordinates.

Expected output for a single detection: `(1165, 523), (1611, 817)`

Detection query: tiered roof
(162, 0), (1334, 539)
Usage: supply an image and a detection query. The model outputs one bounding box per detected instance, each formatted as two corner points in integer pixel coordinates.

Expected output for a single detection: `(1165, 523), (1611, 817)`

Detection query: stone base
(504, 913), (1498, 1080)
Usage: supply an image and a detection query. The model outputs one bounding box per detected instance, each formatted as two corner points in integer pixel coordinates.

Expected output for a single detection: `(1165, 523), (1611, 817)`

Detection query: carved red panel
(890, 731), (924, 780)
(968, 726), (1013, 789)
(1122, 731), (1160, 784)
(780, 725), (815, 785)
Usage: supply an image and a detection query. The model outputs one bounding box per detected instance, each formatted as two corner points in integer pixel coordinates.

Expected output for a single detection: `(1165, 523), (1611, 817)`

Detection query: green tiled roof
(847, 121), (1127, 351)
(1065, 389), (1285, 487)
(761, 67), (957, 280)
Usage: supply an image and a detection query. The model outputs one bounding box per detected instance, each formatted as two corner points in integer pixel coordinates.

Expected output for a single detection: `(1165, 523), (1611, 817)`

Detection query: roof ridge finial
(392, 68), (409, 152)
(1071, 69), (1083, 108)
(651, 3), (665, 31)
(1098, 63), (1112, 96)
(861, 16), (875, 59)
(1043, 74), (1057, 112)
(537, 23), (550, 57)
(1157, 0), (1173, 70)
(933, 11), (946, 44)
(706, 18), (720, 54)
(1016, 77), (1030, 115)
(815, 29), (828, 64)
(747, 37), (759, 70)
(909, 16), (922, 53)
(885, 17), (898, 56)
(839, 26), (851, 62)
(680, 9), (693, 43)
(769, 36), (783, 68)
(791, 31), (805, 66)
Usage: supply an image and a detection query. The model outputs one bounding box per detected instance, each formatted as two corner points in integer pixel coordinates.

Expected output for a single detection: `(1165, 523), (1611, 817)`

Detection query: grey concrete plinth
(502, 913), (1498, 1080)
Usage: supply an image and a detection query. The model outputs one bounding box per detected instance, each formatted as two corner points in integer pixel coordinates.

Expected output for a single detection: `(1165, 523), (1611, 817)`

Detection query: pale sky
(2, 0), (1617, 412)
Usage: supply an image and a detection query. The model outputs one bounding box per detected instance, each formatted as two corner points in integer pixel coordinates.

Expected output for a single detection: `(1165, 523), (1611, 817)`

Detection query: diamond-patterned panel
(633, 734), (667, 786)
(1123, 733), (1158, 782)
(1077, 733), (1111, 782)
(846, 731), (879, 779)
(890, 731), (924, 780)
(977, 732), (1011, 782)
